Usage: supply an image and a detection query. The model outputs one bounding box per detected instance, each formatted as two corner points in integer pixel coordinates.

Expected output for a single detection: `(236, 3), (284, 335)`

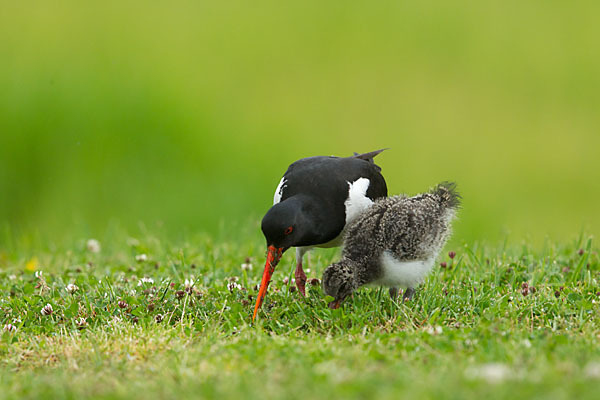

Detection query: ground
(1, 230), (599, 399)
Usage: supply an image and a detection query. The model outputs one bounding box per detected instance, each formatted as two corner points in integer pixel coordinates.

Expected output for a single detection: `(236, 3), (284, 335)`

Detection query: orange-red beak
(252, 245), (283, 321)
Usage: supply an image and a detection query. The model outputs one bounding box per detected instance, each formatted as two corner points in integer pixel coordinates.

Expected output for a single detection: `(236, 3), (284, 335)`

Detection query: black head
(322, 260), (356, 309)
(261, 197), (309, 249)
(255, 196), (314, 321)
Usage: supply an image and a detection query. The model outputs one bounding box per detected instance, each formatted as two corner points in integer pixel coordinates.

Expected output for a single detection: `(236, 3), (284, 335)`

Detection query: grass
(2, 2), (599, 397)
(1, 229), (599, 399)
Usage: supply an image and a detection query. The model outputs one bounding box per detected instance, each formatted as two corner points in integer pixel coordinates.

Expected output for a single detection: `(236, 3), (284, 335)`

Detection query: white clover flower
(584, 362), (600, 379)
(86, 239), (101, 253)
(227, 282), (242, 292)
(66, 283), (79, 294)
(184, 277), (195, 289)
(135, 254), (148, 262)
(137, 277), (154, 286)
(8, 274), (17, 281)
(41, 303), (53, 316)
(425, 326), (443, 335)
(241, 262), (252, 271)
(75, 317), (87, 329)
(464, 363), (512, 384)
(3, 324), (17, 333)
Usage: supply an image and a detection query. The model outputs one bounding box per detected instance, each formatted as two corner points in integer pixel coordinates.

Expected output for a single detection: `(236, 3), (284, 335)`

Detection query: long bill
(252, 245), (283, 321)
(328, 299), (342, 309)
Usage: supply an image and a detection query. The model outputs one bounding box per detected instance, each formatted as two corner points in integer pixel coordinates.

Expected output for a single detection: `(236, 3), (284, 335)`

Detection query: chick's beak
(328, 299), (342, 309)
(252, 245), (283, 321)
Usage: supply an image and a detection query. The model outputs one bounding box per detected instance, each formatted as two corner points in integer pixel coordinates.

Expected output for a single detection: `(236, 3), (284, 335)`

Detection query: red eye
(284, 226), (293, 235)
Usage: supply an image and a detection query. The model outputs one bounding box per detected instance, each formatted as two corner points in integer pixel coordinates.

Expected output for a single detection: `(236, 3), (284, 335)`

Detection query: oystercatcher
(322, 182), (460, 309)
(253, 149), (388, 320)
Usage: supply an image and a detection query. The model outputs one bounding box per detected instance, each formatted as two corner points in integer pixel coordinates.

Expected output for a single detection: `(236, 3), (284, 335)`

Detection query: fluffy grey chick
(322, 182), (460, 309)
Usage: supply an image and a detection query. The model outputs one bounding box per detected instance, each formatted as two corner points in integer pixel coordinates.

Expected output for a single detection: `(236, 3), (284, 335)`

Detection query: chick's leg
(402, 287), (415, 302)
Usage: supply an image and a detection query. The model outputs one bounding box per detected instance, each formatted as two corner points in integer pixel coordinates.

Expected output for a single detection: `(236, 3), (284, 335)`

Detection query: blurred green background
(1, 1), (599, 245)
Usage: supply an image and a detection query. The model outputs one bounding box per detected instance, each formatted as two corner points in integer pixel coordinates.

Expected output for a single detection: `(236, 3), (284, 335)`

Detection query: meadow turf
(2, 2), (599, 398)
(1, 228), (598, 399)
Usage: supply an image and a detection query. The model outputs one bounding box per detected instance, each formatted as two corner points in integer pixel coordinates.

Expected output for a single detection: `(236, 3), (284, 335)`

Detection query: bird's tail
(352, 149), (389, 172)
(431, 181), (461, 210)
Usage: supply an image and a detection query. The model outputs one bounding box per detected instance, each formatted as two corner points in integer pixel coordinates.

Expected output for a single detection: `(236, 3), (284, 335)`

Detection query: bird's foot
(402, 287), (415, 302)
(389, 287), (399, 300)
(295, 264), (307, 297)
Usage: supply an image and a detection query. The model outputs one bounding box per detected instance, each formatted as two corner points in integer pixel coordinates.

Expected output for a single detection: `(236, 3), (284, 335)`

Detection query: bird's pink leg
(295, 260), (307, 297)
(295, 248), (308, 296)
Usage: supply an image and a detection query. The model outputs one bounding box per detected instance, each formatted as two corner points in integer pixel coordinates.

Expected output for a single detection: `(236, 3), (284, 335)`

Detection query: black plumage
(253, 150), (388, 320)
(262, 150), (388, 250)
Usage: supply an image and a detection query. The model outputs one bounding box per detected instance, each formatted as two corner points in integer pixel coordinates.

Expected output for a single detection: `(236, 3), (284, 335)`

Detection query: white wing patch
(273, 177), (287, 205)
(344, 178), (373, 224)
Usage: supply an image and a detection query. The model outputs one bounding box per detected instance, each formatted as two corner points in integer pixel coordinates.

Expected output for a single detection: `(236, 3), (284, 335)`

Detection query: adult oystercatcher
(322, 182), (460, 309)
(253, 150), (388, 320)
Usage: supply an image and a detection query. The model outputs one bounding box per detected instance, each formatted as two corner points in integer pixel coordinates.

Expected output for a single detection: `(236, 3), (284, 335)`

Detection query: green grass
(1, 229), (599, 399)
(2, 2), (599, 397)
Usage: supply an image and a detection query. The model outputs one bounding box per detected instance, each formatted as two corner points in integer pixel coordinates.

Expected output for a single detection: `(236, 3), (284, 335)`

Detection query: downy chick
(322, 182), (460, 309)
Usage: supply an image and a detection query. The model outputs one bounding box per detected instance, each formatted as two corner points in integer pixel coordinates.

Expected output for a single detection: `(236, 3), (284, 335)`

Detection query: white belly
(375, 251), (435, 289)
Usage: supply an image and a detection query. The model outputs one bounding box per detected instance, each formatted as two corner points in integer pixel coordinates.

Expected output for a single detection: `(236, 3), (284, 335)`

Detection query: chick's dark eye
(284, 226), (293, 235)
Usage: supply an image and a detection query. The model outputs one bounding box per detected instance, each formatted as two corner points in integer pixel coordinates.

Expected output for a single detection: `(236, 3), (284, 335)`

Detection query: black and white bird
(253, 150), (388, 320)
(322, 182), (460, 309)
